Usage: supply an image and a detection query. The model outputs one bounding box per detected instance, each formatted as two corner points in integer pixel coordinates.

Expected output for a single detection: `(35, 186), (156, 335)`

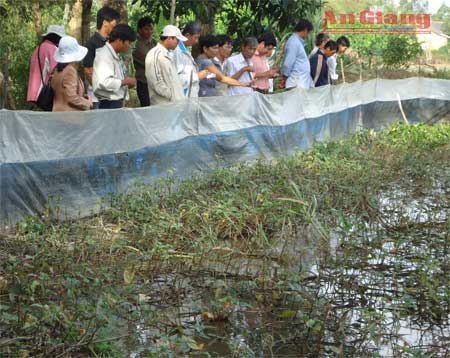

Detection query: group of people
(26, 6), (350, 112)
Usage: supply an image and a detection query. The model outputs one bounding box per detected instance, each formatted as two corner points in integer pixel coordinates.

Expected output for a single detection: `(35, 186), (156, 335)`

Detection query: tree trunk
(31, 0), (43, 42)
(199, 22), (214, 36)
(69, 0), (83, 43)
(169, 0), (176, 25)
(0, 70), (5, 109)
(82, 0), (93, 45)
(0, 48), (16, 110)
(63, 0), (71, 25)
(101, 0), (127, 23)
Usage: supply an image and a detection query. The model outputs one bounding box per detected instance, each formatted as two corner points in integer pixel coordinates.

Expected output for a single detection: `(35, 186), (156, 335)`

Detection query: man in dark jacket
(83, 6), (120, 109)
(132, 16), (155, 107)
(310, 40), (337, 87)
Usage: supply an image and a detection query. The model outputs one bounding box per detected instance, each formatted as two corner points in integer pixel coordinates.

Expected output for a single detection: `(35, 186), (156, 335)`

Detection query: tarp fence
(1, 77), (449, 227)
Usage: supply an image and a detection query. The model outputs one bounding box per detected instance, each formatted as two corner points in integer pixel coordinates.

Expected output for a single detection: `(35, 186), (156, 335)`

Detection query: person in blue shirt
(280, 19), (314, 90)
(310, 40), (337, 87)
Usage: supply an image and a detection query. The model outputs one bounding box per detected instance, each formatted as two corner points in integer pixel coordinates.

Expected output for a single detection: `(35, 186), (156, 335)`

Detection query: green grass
(1, 123), (449, 357)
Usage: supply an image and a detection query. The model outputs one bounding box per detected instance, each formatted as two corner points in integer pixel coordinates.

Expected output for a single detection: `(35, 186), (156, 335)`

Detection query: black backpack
(35, 44), (55, 111)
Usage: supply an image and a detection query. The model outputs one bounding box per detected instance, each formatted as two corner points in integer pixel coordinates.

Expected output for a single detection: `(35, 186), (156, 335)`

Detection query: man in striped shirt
(309, 40), (337, 87)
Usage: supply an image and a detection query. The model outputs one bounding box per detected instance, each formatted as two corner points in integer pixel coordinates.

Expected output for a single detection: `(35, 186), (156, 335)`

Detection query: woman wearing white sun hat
(51, 36), (93, 111)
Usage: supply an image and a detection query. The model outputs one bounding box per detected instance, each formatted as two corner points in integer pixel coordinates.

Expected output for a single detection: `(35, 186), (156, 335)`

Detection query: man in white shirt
(93, 24), (137, 109)
(223, 36), (258, 96)
(328, 36), (350, 83)
(145, 25), (185, 105)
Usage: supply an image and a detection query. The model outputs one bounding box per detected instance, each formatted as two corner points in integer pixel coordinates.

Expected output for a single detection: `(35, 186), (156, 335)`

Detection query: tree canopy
(432, 4), (450, 35)
(136, 0), (323, 39)
(398, 0), (429, 13)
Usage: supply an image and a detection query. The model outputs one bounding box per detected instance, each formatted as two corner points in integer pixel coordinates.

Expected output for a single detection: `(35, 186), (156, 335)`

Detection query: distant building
(417, 21), (449, 61)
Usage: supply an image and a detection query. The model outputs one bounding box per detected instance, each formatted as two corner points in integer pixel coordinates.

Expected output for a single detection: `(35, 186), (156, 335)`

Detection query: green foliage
(0, 2), (33, 108)
(431, 43), (450, 62)
(135, 0), (223, 26)
(431, 3), (450, 35)
(137, 0), (323, 46)
(344, 28), (424, 69)
(380, 34), (424, 69)
(442, 18), (450, 36)
(425, 67), (450, 80)
(325, 0), (383, 13)
(432, 4), (450, 21)
(399, 0), (429, 13)
(217, 0), (323, 46)
(0, 0), (67, 108)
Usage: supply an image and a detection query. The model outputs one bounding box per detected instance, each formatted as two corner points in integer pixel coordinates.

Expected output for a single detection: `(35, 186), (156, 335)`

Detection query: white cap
(42, 24), (66, 38)
(54, 36), (88, 63)
(161, 25), (187, 42)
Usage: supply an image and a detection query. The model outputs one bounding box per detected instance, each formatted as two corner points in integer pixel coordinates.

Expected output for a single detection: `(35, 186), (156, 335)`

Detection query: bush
(380, 34), (423, 69)
(431, 44), (450, 62)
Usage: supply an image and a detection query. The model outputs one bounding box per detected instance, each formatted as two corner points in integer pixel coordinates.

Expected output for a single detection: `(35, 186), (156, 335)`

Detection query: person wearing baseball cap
(145, 25), (186, 105)
(27, 25), (66, 107)
(51, 36), (92, 111)
(161, 24), (188, 42)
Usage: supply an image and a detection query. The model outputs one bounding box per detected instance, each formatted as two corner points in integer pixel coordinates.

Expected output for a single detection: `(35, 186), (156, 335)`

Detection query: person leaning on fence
(310, 40), (337, 88)
(223, 36), (258, 96)
(280, 19), (314, 90)
(93, 24), (137, 109)
(51, 36), (92, 111)
(132, 16), (156, 107)
(27, 25), (65, 106)
(83, 6), (120, 109)
(145, 25), (185, 105)
(328, 36), (350, 84)
(196, 35), (252, 97)
(309, 33), (330, 59)
(252, 32), (279, 94)
(173, 22), (209, 98)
